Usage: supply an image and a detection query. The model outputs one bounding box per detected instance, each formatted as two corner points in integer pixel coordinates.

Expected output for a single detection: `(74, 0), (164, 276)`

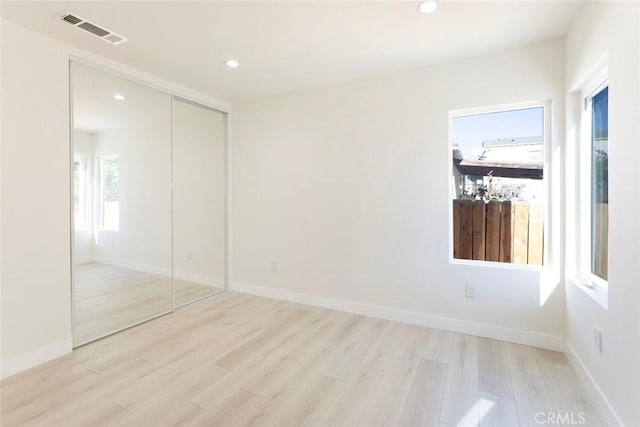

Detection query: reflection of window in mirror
(73, 157), (87, 231)
(98, 155), (119, 231)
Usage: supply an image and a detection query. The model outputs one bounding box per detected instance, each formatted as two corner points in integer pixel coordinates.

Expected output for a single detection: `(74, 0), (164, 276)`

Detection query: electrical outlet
(594, 328), (603, 353)
(187, 251), (193, 260)
(465, 283), (476, 299)
(271, 261), (278, 273)
(111, 240), (115, 249)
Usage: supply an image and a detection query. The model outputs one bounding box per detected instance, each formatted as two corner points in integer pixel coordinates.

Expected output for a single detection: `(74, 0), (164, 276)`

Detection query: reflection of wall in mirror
(73, 113), (224, 288)
(73, 122), (173, 279)
(92, 120), (172, 271)
(173, 101), (226, 288)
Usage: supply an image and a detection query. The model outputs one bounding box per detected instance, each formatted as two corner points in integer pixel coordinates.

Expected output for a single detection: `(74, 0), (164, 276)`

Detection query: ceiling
(2, 1), (585, 102)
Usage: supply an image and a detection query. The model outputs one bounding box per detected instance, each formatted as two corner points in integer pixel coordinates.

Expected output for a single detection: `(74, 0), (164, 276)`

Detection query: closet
(71, 61), (226, 346)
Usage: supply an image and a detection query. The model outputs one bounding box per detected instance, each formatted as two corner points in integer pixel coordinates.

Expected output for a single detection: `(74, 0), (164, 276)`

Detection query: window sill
(567, 276), (608, 310)
(450, 258), (543, 272)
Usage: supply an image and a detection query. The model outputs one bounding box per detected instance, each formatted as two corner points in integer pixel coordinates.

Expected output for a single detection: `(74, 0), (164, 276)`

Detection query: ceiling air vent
(62, 14), (82, 25)
(59, 11), (128, 46)
(104, 34), (125, 44)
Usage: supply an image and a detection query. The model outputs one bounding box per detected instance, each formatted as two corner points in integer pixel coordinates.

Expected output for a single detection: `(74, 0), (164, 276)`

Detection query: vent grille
(104, 34), (125, 44)
(59, 11), (128, 45)
(62, 14), (82, 25)
(77, 21), (110, 37)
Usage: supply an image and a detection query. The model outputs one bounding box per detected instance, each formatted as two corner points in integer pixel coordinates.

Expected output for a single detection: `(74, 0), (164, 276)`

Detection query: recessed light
(225, 59), (239, 69)
(418, 0), (438, 14)
(113, 93), (126, 101)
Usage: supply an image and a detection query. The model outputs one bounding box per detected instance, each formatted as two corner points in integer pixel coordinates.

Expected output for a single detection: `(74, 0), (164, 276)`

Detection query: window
(73, 157), (87, 230)
(449, 104), (547, 267)
(583, 84), (609, 283)
(98, 155), (120, 231)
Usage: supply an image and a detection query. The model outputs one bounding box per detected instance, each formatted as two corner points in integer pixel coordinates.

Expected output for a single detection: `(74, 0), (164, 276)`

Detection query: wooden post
(485, 201), (501, 262)
(460, 200), (473, 260)
(593, 203), (608, 279)
(472, 200), (486, 260)
(527, 202), (544, 265)
(512, 202), (529, 264)
(453, 200), (462, 259)
(499, 201), (513, 263)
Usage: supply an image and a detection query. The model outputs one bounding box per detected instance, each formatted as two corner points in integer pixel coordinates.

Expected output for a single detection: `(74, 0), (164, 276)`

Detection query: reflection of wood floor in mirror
(74, 263), (222, 345)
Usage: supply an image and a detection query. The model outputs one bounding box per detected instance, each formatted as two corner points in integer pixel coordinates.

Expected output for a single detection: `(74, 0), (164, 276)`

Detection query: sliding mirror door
(172, 99), (226, 307)
(72, 62), (173, 345)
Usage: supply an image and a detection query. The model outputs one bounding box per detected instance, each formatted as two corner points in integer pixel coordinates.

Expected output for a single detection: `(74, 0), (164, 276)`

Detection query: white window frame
(578, 77), (609, 295)
(97, 154), (119, 232)
(447, 99), (552, 272)
(73, 157), (88, 231)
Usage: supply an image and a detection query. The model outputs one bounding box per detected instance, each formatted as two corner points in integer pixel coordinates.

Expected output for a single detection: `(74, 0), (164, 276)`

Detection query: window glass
(74, 159), (86, 230)
(591, 87), (608, 280)
(451, 106), (544, 266)
(74, 160), (81, 229)
(101, 156), (119, 231)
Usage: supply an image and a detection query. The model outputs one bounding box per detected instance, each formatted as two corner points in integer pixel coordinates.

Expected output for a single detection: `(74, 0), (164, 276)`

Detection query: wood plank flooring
(1, 292), (602, 426)
(74, 263), (222, 344)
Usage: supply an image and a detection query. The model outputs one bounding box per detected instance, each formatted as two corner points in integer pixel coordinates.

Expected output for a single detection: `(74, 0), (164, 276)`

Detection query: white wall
(564, 3), (640, 425)
(232, 39), (566, 348)
(0, 19), (229, 377)
(2, 19), (74, 374)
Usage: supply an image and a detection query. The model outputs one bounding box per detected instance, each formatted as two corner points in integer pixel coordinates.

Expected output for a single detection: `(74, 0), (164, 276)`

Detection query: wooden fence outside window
(452, 199), (543, 265)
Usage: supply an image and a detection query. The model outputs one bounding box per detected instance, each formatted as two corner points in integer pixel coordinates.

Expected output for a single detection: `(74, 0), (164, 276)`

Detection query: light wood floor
(2, 292), (602, 426)
(75, 263), (222, 344)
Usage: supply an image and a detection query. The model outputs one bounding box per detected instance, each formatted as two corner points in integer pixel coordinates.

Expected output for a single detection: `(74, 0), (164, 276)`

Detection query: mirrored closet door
(71, 62), (226, 346)
(172, 99), (226, 307)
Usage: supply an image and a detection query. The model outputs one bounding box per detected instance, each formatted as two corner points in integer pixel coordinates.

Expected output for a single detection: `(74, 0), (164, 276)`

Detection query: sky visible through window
(452, 107), (543, 159)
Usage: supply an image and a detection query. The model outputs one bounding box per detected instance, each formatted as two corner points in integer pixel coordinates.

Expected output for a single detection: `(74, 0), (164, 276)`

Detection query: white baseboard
(96, 256), (171, 278)
(174, 270), (224, 288)
(0, 337), (73, 379)
(89, 256), (223, 288)
(230, 281), (564, 351)
(74, 255), (95, 264)
(565, 341), (622, 427)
